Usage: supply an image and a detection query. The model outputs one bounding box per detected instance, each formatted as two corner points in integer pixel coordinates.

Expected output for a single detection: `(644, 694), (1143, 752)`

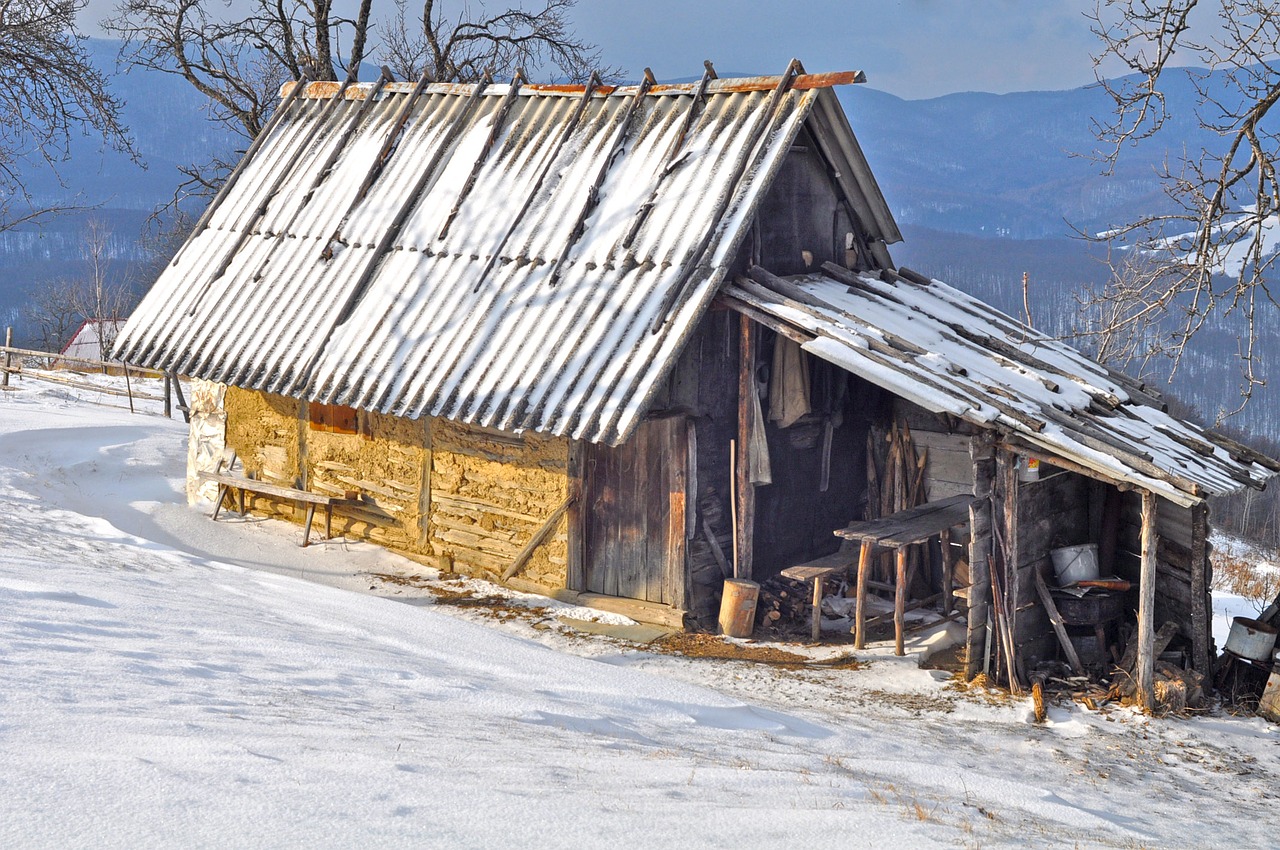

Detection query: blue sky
(573, 0), (1111, 98)
(80, 0), (1207, 100)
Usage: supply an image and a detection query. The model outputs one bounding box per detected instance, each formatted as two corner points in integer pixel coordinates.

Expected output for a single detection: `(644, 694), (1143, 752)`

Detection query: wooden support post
(1190, 501), (1211, 677)
(895, 546), (907, 656)
(964, 434), (995, 681)
(854, 538), (873, 649)
(164, 372), (172, 418)
(734, 312), (756, 580)
(170, 373), (189, 423)
(2, 326), (11, 387)
(1138, 490), (1159, 711)
(302, 504), (317, 547)
(940, 527), (954, 616)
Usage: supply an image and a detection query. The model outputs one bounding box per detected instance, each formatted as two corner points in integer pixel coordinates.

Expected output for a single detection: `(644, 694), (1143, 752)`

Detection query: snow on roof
(722, 264), (1280, 506)
(115, 67), (898, 445)
(61, 318), (125, 362)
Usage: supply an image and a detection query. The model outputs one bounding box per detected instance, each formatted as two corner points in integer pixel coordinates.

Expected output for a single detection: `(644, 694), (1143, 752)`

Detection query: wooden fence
(1, 327), (189, 421)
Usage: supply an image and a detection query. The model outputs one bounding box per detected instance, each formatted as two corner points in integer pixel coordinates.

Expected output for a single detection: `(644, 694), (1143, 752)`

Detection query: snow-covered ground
(3, 372), (1280, 848)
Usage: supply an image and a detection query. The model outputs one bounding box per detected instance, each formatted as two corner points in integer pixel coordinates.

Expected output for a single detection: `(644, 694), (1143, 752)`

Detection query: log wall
(1009, 466), (1090, 669)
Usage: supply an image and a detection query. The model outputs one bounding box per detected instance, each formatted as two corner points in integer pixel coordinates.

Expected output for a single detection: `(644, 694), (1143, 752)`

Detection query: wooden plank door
(583, 416), (687, 608)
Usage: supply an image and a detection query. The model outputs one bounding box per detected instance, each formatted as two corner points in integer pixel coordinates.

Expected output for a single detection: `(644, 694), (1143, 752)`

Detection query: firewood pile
(1026, 620), (1208, 718)
(753, 576), (823, 636)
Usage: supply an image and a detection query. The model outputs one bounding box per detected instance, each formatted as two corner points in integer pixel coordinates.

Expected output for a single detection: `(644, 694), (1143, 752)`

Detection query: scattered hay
(654, 633), (811, 665)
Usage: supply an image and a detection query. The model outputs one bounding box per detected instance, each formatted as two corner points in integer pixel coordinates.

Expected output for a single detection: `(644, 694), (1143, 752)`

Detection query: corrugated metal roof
(117, 69), (897, 445)
(721, 264), (1280, 506)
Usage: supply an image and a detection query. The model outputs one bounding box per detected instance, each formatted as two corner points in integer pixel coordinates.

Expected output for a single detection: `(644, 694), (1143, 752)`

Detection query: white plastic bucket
(1225, 616), (1278, 662)
(1050, 544), (1100, 585)
(1018, 456), (1041, 482)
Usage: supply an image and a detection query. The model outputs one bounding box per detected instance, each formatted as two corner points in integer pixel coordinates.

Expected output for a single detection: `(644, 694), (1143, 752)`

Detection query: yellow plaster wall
(305, 409), (429, 551)
(220, 389), (568, 588)
(428, 421), (569, 588)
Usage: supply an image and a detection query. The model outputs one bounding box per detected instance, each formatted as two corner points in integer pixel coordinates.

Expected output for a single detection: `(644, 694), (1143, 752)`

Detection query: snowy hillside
(2, 374), (1280, 848)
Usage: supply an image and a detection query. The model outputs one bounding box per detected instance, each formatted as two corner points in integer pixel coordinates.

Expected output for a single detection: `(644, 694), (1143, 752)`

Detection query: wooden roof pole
(1138, 490), (1159, 712)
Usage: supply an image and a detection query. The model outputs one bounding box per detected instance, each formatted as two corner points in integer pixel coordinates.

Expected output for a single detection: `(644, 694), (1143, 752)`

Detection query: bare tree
(1084, 1), (1280, 413)
(106, 0), (614, 205)
(22, 277), (83, 354)
(0, 0), (134, 232)
(22, 219), (139, 358)
(381, 0), (614, 83)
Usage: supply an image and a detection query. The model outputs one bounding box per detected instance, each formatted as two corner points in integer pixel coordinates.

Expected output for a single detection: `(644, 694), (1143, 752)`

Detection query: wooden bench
(781, 553), (861, 641)
(198, 466), (357, 548)
(783, 494), (978, 649)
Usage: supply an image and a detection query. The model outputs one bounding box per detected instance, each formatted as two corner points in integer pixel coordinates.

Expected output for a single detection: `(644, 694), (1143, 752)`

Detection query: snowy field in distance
(3, 371), (1280, 849)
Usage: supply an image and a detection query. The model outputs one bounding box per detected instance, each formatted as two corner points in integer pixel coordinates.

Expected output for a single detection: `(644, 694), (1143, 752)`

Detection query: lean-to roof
(722, 264), (1279, 506)
(116, 68), (897, 445)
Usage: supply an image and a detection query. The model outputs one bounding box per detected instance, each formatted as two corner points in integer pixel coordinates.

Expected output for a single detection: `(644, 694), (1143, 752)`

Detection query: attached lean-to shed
(117, 62), (1279, 707)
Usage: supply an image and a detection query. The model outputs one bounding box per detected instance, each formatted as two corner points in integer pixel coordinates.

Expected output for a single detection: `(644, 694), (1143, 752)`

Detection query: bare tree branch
(108, 0), (619, 205)
(0, 0), (134, 232)
(1084, 0), (1280, 418)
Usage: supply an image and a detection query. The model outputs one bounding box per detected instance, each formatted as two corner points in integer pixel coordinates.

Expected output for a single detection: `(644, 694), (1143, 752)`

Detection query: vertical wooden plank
(1190, 500), (1211, 676)
(418, 418), (432, 549)
(566, 440), (585, 592)
(1138, 490), (1158, 711)
(295, 399), (309, 520)
(615, 425), (643, 599)
(734, 313), (756, 579)
(667, 418), (689, 610)
(643, 419), (667, 603)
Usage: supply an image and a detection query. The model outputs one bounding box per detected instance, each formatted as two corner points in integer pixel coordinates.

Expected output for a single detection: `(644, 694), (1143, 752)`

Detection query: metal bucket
(718, 579), (760, 638)
(1050, 544), (1100, 585)
(1225, 616), (1278, 662)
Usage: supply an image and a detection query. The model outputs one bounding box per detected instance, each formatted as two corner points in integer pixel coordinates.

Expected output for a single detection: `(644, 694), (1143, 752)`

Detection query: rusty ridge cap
(278, 69), (865, 101)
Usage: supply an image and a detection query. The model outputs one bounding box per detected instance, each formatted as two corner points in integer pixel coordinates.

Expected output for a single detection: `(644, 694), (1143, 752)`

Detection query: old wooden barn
(116, 62), (1279, 708)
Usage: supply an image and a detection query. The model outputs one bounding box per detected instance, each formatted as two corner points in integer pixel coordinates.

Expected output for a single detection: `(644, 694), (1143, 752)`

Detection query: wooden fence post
(2, 326), (11, 388)
(122, 363), (135, 414)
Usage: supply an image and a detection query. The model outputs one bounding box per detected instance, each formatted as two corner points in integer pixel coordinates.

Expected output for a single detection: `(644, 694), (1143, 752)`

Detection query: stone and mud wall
(209, 387), (569, 589)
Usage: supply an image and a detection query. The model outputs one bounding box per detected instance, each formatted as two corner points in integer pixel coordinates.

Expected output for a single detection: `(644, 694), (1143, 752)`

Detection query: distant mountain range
(842, 69), (1229, 240)
(2, 44), (1274, 442)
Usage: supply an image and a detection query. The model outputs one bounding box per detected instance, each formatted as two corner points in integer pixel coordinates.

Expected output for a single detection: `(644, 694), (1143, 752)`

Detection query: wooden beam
(1138, 490), (1159, 711)
(503, 577), (687, 630)
(1033, 568), (1086, 676)
(502, 494), (577, 581)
